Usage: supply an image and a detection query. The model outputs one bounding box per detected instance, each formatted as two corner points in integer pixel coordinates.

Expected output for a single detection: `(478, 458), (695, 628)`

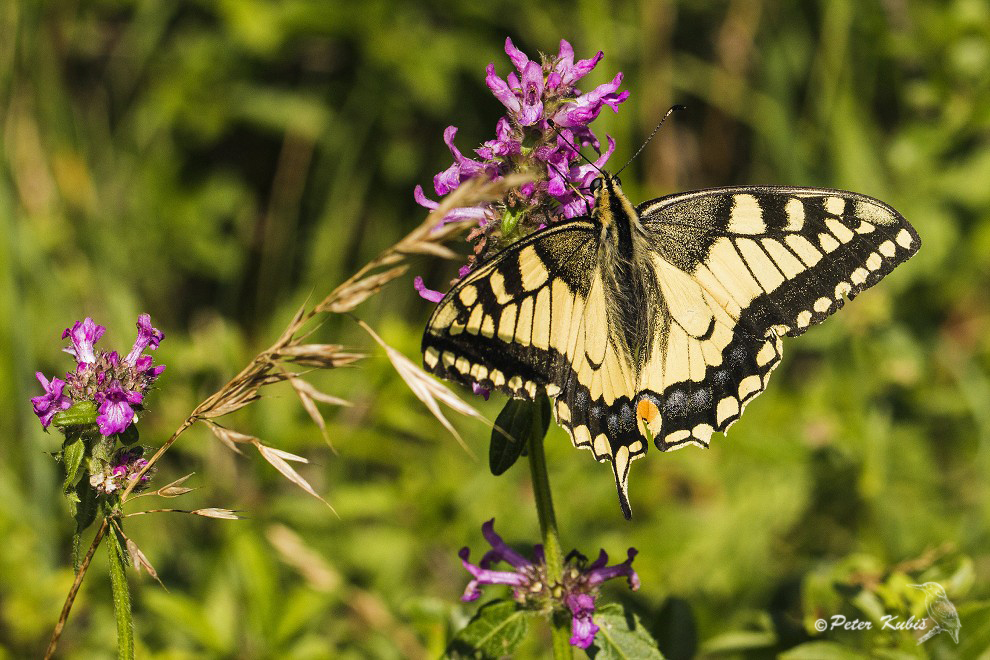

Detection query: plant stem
(526, 402), (572, 660)
(106, 520), (134, 660)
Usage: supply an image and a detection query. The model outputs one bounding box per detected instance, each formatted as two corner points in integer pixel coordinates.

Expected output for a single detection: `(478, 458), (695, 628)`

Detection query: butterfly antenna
(547, 119), (606, 177)
(615, 104), (685, 177)
(545, 159), (593, 216)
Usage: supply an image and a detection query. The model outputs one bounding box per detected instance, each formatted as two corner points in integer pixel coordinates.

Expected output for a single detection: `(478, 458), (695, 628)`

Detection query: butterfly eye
(590, 178), (603, 194)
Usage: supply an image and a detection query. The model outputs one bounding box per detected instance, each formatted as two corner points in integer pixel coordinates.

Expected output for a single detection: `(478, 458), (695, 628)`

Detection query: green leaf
(73, 478), (99, 535)
(653, 597), (697, 660)
(118, 423), (140, 446)
(446, 599), (531, 659)
(588, 603), (665, 659)
(61, 434), (87, 492)
(489, 395), (550, 476)
(52, 400), (98, 429)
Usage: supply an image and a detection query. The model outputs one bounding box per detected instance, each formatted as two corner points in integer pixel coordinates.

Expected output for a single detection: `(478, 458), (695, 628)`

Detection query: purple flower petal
(481, 519), (533, 569)
(503, 37), (530, 73)
(566, 592), (600, 649)
(413, 276), (445, 303)
(413, 184), (439, 211)
(458, 546), (529, 602)
(124, 314), (164, 366)
(31, 372), (72, 429)
(553, 40), (604, 88)
(518, 61), (545, 126)
(551, 73), (629, 128)
(434, 126), (491, 195)
(486, 64), (521, 115)
(62, 318), (106, 365)
(586, 548), (639, 590)
(471, 382), (491, 400)
(95, 383), (142, 436)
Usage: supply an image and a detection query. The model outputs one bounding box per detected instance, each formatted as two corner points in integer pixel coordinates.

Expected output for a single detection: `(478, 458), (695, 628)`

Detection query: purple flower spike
(124, 313), (164, 366)
(62, 318), (106, 365)
(96, 382), (143, 436)
(458, 520), (640, 649)
(31, 373), (72, 429)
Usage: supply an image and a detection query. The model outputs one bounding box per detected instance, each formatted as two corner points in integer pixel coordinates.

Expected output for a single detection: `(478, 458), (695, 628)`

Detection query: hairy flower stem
(526, 396), (572, 660)
(106, 519), (134, 660)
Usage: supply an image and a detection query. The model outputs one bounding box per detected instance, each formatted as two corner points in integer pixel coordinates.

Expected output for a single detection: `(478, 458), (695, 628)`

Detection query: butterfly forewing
(422, 179), (920, 519)
(422, 221), (599, 399)
(634, 186), (919, 451)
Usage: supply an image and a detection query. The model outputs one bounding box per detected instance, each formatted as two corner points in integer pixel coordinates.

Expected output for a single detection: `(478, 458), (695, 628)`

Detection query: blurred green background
(2, 1), (989, 657)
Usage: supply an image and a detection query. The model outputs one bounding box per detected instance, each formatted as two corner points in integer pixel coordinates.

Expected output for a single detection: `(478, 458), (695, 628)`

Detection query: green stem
(526, 399), (572, 660)
(105, 519), (134, 660)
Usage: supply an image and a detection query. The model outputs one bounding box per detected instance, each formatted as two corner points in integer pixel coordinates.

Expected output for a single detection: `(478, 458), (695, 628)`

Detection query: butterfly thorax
(592, 176), (659, 372)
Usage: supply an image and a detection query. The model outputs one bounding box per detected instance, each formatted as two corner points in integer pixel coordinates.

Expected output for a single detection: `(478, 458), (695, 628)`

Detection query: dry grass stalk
(47, 172), (532, 657)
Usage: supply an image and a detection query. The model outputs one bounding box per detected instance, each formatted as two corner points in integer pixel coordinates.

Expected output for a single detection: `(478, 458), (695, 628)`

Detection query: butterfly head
(588, 173), (642, 259)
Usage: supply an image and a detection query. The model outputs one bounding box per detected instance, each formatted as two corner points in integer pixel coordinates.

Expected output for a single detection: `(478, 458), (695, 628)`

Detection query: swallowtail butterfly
(422, 174), (919, 517)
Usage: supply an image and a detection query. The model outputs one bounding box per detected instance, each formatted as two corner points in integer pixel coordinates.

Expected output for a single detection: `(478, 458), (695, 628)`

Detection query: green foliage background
(2, 1), (989, 657)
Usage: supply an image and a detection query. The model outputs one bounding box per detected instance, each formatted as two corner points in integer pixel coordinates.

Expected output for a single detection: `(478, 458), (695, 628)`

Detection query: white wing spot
(574, 425), (592, 448)
(895, 228), (914, 249)
(729, 194), (766, 234)
(850, 267), (869, 285)
(819, 232), (841, 253)
(835, 282), (852, 298)
(855, 199), (895, 225)
(784, 198), (805, 231)
(466, 305), (484, 334)
(716, 396), (740, 426)
(455, 356), (470, 374)
(824, 196), (846, 216)
(796, 310), (812, 328)
(879, 240), (897, 258)
(458, 285), (477, 307)
(593, 433), (610, 458)
(507, 375), (523, 392)
(498, 305), (517, 342)
(825, 218), (854, 243)
(692, 423), (714, 442)
(518, 246), (549, 290)
(424, 347), (439, 368)
(756, 342), (776, 366)
(785, 235), (823, 266)
(489, 270), (512, 303)
(481, 314), (495, 338)
(855, 221), (875, 234)
(739, 375), (762, 400)
(866, 253), (883, 271)
(814, 297), (832, 313)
